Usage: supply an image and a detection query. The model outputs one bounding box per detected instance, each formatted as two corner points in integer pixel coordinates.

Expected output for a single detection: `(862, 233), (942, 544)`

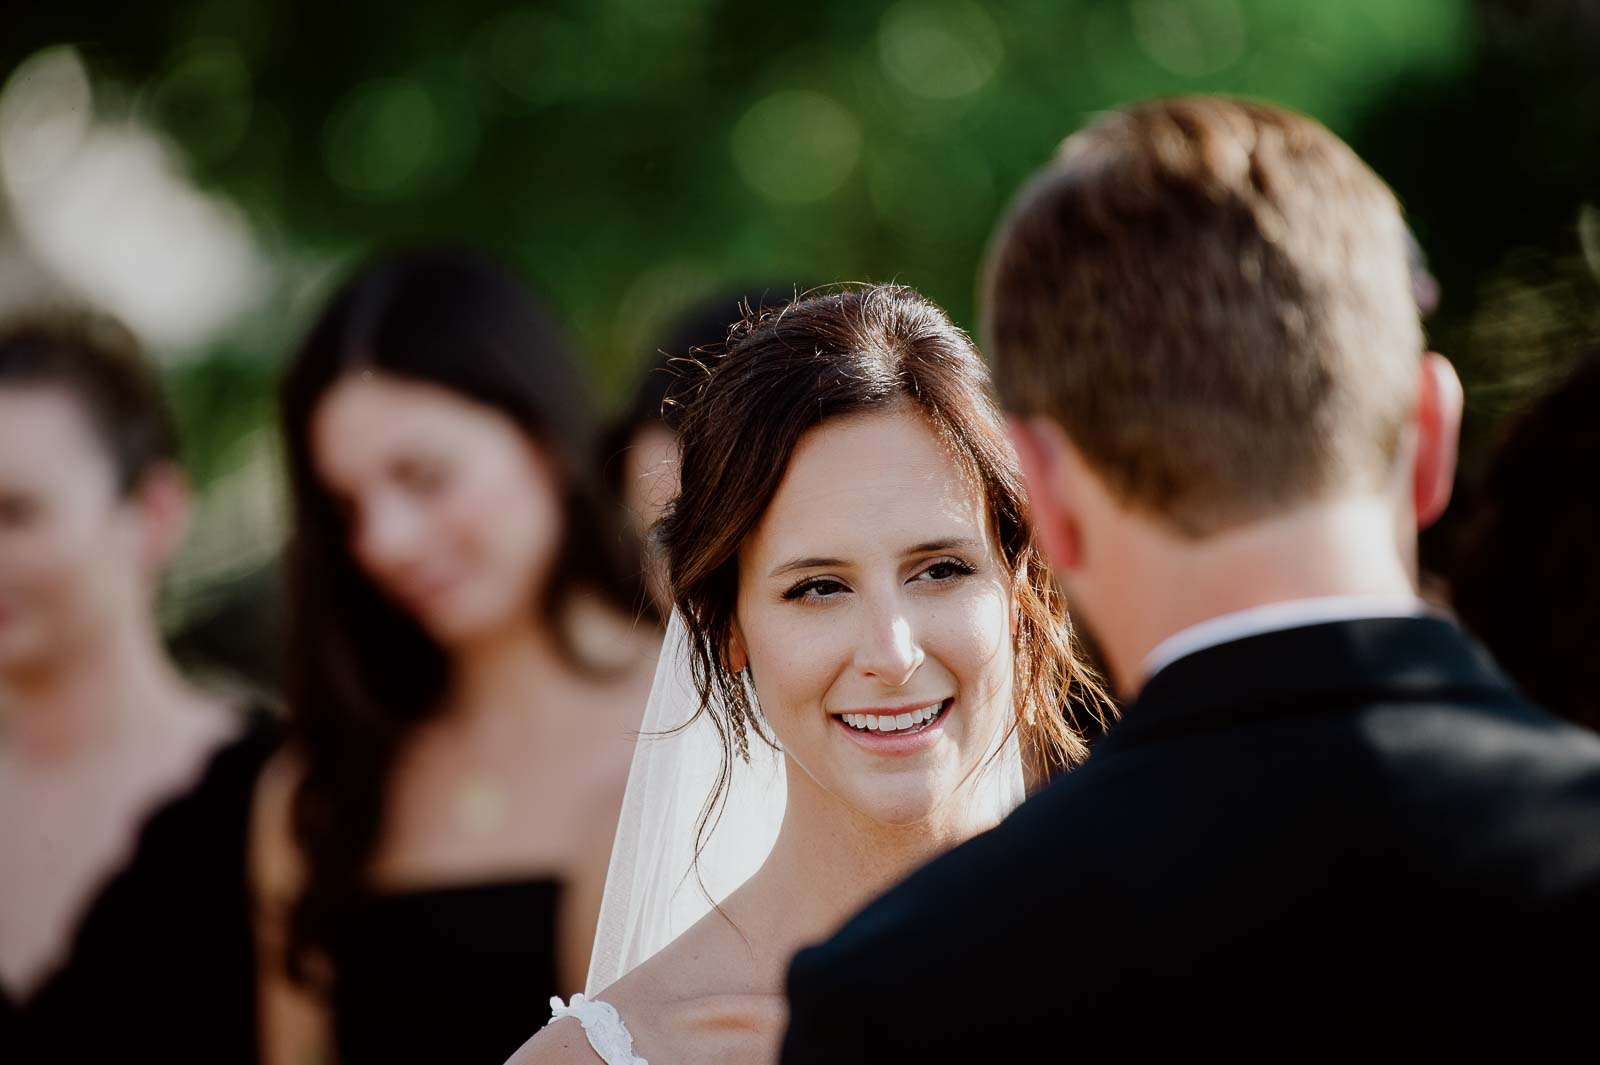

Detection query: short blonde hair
(984, 96), (1423, 537)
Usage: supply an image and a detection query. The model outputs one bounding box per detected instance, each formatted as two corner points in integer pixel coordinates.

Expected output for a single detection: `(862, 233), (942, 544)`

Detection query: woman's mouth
(832, 698), (951, 741)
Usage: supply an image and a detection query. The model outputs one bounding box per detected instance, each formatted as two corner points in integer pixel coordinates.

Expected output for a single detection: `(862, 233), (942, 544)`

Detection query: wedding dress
(546, 995), (645, 1065)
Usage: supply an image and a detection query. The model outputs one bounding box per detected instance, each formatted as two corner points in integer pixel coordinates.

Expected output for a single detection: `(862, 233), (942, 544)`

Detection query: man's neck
(0, 619), (197, 759)
(1096, 496), (1419, 698)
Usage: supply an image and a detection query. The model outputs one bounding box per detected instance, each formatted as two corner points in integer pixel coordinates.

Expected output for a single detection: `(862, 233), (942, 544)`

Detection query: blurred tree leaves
(9, 0), (1484, 386)
(8, 0), (1597, 680)
(3, 0), (1594, 497)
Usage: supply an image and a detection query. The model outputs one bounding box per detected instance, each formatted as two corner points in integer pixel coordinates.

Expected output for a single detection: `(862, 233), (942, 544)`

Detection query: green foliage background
(6, 0), (1599, 682)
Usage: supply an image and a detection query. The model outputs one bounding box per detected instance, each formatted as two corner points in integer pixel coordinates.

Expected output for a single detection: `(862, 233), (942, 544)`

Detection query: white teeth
(839, 701), (946, 733)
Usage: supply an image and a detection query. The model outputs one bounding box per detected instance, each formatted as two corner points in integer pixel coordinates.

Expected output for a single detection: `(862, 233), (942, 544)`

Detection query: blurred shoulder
(248, 749), (306, 900)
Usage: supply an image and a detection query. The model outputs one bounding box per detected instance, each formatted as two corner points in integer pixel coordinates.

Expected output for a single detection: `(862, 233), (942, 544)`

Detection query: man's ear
(1008, 415), (1083, 572)
(1413, 352), (1463, 530)
(130, 462), (192, 577)
(725, 616), (749, 674)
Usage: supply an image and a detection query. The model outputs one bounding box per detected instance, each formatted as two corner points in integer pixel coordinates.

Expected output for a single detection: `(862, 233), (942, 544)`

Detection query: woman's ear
(725, 617), (749, 674)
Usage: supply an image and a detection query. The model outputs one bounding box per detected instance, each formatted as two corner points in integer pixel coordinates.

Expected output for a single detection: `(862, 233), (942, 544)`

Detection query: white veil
(583, 609), (1027, 996)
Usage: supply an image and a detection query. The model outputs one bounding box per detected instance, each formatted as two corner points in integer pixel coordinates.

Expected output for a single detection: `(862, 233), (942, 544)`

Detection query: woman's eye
(397, 458), (449, 495)
(784, 577), (848, 601)
(917, 559), (976, 583)
(0, 494), (39, 528)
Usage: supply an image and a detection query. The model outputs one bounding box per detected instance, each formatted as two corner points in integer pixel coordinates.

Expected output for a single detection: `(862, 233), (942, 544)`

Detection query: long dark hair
(278, 247), (641, 981)
(658, 284), (1109, 849)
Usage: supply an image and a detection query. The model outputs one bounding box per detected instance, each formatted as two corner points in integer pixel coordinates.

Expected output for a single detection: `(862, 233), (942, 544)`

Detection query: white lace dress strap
(547, 994), (647, 1065)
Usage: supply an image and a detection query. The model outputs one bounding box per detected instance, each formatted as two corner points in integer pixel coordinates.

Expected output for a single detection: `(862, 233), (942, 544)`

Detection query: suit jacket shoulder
(782, 618), (1600, 1064)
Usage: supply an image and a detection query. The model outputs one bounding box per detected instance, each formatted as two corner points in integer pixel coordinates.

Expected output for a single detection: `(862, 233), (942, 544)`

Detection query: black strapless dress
(0, 707), (281, 1064)
(326, 878), (562, 1065)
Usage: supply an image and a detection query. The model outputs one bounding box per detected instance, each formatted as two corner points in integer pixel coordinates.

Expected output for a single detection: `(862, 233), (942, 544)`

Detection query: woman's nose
(354, 495), (421, 571)
(853, 606), (924, 687)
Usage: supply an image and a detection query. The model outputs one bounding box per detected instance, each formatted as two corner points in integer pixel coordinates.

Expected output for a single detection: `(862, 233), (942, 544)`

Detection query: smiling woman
(509, 284), (1110, 1065)
(254, 248), (658, 1065)
(724, 404), (1027, 828)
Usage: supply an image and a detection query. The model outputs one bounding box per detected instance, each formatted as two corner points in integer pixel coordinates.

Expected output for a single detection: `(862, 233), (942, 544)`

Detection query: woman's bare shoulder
(588, 909), (780, 1048)
(505, 1016), (605, 1065)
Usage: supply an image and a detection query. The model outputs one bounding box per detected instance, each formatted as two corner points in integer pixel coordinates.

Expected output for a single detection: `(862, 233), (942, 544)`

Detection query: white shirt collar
(1141, 594), (1434, 684)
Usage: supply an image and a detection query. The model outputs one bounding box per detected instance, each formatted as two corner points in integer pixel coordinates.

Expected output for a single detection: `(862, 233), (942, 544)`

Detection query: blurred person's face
(0, 387), (157, 677)
(622, 421), (679, 613)
(311, 372), (563, 647)
(728, 405), (1016, 827)
(621, 422), (680, 536)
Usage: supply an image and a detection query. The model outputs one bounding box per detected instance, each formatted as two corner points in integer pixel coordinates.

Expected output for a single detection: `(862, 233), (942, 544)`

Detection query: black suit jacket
(782, 617), (1600, 1063)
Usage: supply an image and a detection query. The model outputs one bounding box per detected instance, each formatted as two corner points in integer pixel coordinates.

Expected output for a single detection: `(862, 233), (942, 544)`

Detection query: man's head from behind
(987, 97), (1461, 687)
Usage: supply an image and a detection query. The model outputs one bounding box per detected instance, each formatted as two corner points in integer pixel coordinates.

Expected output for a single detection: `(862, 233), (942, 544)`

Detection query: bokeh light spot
(0, 46), (93, 192)
(878, 0), (1003, 100)
(147, 38), (253, 165)
(323, 77), (440, 199)
(1131, 0), (1247, 78)
(472, 7), (590, 108)
(731, 90), (860, 205)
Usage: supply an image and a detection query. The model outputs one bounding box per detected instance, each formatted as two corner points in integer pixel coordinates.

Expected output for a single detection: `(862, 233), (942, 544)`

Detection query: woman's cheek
(747, 610), (837, 731)
(933, 580), (1012, 676)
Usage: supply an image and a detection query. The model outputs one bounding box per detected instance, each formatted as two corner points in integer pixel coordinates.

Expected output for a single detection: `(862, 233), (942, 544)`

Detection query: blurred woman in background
(252, 248), (657, 1065)
(600, 286), (793, 616)
(1452, 349), (1600, 732)
(0, 311), (278, 1064)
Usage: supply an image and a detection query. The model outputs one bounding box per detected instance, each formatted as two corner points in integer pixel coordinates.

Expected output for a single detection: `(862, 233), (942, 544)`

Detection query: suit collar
(1140, 595), (1433, 682)
(1101, 616), (1516, 754)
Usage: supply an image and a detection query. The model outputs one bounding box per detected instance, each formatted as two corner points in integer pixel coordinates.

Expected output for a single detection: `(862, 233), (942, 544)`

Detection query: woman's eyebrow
(904, 537), (982, 557)
(769, 555), (846, 579)
(768, 537), (983, 579)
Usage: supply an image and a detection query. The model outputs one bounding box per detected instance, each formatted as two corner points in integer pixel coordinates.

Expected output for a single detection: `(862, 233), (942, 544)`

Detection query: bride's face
(731, 405), (1016, 827)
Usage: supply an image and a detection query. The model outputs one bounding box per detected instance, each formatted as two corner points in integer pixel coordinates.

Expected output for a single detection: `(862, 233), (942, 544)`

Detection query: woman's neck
(727, 760), (1000, 972)
(444, 617), (571, 723)
(0, 617), (197, 759)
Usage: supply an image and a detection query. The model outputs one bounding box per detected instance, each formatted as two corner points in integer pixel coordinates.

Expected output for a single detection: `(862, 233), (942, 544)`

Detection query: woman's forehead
(311, 374), (505, 477)
(743, 407), (990, 568)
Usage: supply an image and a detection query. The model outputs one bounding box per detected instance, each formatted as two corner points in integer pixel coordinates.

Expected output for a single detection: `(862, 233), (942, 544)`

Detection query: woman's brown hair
(657, 284), (1108, 828)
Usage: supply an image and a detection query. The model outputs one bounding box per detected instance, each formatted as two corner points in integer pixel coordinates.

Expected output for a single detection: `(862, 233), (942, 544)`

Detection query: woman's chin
(839, 779), (953, 829)
(408, 592), (515, 648)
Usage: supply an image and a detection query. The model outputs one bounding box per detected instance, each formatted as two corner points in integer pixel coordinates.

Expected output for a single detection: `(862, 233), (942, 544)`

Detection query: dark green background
(6, 0), (1598, 684)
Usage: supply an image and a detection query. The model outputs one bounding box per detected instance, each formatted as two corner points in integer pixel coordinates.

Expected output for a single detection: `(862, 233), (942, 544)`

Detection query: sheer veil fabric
(584, 610), (1027, 996)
